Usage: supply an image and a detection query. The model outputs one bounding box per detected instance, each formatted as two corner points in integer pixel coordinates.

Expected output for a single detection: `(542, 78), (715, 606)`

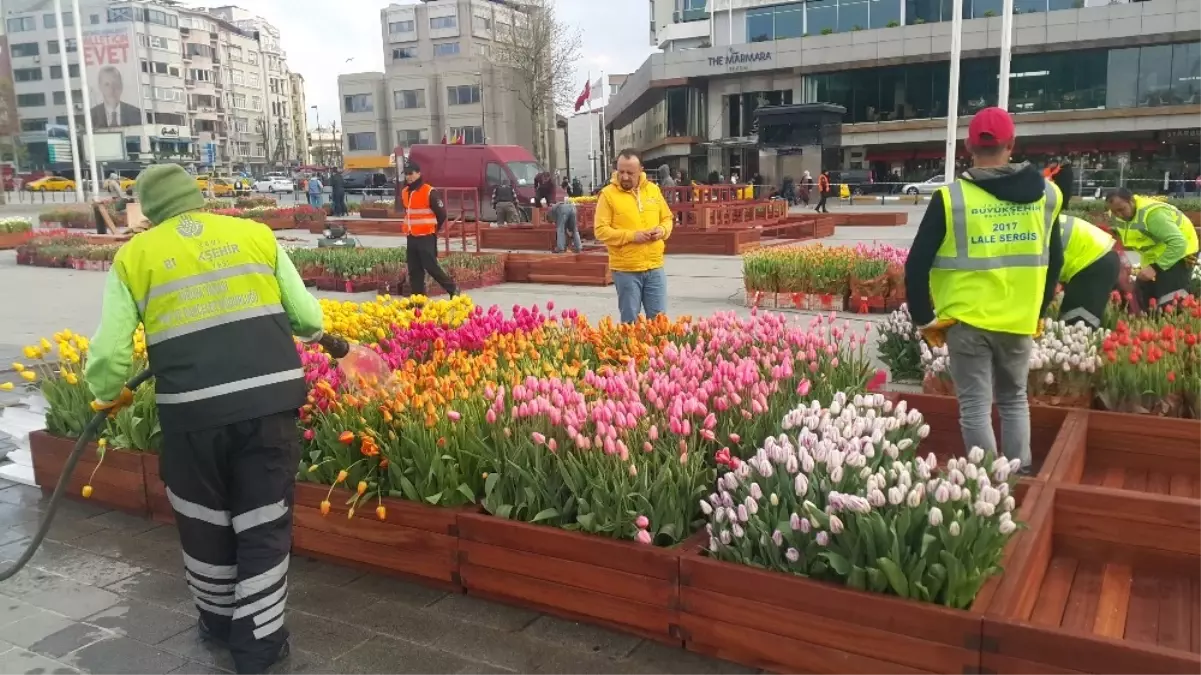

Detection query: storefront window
(1046, 0), (1077, 11)
(746, 4), (803, 40)
(1138, 45), (1174, 107)
(1014, 0), (1046, 14)
(905, 0), (948, 24)
(1171, 43), (1201, 105)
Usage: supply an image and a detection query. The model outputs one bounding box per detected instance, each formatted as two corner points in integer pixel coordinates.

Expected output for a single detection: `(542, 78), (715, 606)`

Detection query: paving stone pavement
(0, 479), (759, 674)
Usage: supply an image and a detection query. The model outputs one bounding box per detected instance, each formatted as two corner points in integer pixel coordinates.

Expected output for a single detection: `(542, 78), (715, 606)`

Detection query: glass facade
(804, 43), (1200, 123)
(747, 0), (1145, 40)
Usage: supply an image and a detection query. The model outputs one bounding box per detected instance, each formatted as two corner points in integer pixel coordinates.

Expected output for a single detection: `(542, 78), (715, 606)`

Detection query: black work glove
(319, 334), (350, 359)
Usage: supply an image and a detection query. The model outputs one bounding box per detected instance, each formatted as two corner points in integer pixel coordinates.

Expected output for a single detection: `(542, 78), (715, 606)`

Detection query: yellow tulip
(20, 370), (36, 382)
(64, 373), (79, 385)
(22, 346), (41, 360)
(39, 338), (52, 352)
(11, 363), (23, 372)
(0, 382), (13, 391)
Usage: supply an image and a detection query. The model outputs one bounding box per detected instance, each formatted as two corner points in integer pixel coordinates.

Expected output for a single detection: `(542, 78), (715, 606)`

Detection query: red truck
(403, 144), (562, 221)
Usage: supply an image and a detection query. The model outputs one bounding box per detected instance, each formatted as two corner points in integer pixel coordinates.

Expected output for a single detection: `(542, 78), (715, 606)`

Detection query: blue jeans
(308, 193), (323, 207)
(612, 267), (667, 324)
(554, 205), (581, 252)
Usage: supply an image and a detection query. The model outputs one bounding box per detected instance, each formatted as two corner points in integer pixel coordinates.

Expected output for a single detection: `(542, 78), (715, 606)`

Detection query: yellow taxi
(196, 176), (234, 196)
(119, 177), (136, 195)
(27, 176), (76, 192)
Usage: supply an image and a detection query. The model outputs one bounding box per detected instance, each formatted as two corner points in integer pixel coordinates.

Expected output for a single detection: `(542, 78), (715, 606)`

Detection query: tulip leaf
(531, 507), (559, 523)
(457, 484), (476, 503)
(484, 472), (499, 496)
(912, 580), (931, 602)
(424, 491), (444, 505)
(847, 565), (867, 591)
(820, 550), (851, 576)
(493, 504), (513, 519)
(395, 473), (419, 502)
(875, 557), (910, 598)
(866, 567), (888, 593)
(576, 512), (595, 530)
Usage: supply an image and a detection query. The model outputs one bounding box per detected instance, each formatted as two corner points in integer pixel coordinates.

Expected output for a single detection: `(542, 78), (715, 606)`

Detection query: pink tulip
(547, 438), (558, 452)
(485, 409), (497, 424)
(648, 424), (658, 440)
(447, 410), (461, 422)
(797, 379), (811, 396)
(635, 515), (649, 529)
(531, 431), (546, 445)
(643, 441), (653, 453)
(303, 429), (315, 441)
(635, 530), (653, 545)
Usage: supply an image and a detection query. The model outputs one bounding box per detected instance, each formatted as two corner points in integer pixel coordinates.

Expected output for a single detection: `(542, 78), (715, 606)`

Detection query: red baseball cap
(967, 107), (1016, 147)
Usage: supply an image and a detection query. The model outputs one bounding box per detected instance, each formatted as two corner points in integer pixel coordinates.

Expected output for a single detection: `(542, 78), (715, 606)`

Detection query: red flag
(573, 79), (591, 112)
(441, 133), (448, 144)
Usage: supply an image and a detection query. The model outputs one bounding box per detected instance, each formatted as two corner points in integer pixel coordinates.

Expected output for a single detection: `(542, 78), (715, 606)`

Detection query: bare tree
(490, 0), (581, 164)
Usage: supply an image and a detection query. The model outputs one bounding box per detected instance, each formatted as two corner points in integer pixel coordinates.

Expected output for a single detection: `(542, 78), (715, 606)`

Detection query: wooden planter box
(0, 231), (30, 250)
(291, 482), (463, 590)
(980, 485), (1201, 674)
(666, 229), (760, 255)
(478, 226), (556, 251)
(679, 483), (1047, 673)
(885, 393), (1077, 483)
(830, 212), (909, 227)
(142, 453), (173, 525)
(359, 207), (392, 219)
(254, 216), (294, 231)
(1050, 410), (1200, 498)
(29, 430), (148, 516)
(503, 252), (612, 286)
(458, 513), (702, 643)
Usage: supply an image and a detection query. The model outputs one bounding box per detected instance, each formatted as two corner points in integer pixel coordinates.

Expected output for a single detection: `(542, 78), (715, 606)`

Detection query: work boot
(198, 617), (228, 647)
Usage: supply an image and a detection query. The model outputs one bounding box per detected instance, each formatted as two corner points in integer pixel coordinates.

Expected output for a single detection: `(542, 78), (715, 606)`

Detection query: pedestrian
(1054, 160), (1074, 203)
(549, 198), (582, 254)
(491, 179), (518, 226)
(306, 174), (323, 208)
(904, 106), (1064, 473)
(659, 166), (676, 188)
(106, 171), (123, 199)
(400, 163), (458, 298)
(571, 177), (583, 198)
(1104, 188), (1198, 308)
(800, 170), (812, 206)
(1058, 214), (1120, 327)
(330, 169), (346, 216)
(83, 164), (333, 674)
(594, 148), (673, 323)
(560, 176), (570, 193)
(815, 170), (830, 213)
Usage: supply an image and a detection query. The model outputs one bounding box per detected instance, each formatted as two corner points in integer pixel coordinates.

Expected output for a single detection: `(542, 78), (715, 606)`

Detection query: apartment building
(289, 72), (310, 164)
(3, 0), (304, 173)
(338, 0), (544, 164)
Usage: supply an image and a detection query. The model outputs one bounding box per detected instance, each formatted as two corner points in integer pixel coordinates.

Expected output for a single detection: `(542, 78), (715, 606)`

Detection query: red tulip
(1167, 371), (1177, 383)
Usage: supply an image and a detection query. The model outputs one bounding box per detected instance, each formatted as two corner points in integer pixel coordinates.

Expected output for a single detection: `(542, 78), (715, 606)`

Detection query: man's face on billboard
(99, 69), (122, 106)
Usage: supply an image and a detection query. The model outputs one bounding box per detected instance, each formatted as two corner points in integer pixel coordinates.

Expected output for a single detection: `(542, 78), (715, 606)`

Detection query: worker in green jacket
(1105, 189), (1199, 309)
(84, 164), (338, 674)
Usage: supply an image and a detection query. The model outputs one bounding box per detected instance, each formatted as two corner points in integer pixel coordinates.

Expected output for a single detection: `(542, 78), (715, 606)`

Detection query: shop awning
(866, 150), (915, 162)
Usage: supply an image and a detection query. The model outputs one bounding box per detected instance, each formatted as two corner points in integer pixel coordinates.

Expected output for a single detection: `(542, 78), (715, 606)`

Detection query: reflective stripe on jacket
(930, 179), (1061, 335)
(401, 183), (438, 236)
(114, 212), (306, 432)
(1112, 196), (1199, 267)
(1059, 215), (1114, 283)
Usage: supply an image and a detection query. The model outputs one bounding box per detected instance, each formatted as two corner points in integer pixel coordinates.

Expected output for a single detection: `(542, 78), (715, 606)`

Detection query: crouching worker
(1105, 188), (1198, 309)
(84, 164), (338, 674)
(1058, 214), (1120, 328)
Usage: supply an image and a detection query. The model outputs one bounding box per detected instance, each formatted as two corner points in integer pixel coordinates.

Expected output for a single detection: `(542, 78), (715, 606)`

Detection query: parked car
(26, 176), (76, 192)
(405, 144), (559, 221)
(342, 171), (390, 195)
(254, 176), (294, 193)
(902, 174), (950, 195)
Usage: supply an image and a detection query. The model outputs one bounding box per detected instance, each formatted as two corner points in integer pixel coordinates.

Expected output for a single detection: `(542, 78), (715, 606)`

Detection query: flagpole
(586, 70), (594, 189)
(598, 71), (606, 180)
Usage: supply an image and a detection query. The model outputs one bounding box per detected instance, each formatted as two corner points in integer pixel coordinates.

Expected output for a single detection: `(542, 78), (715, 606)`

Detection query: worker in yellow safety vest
(1057, 214), (1120, 328)
(904, 107), (1064, 473)
(1104, 188), (1198, 309)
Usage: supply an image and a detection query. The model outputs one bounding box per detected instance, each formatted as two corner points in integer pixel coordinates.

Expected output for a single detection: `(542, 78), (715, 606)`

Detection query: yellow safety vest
(1112, 196), (1199, 268)
(114, 211), (306, 432)
(1059, 215), (1115, 283)
(930, 179), (1060, 335)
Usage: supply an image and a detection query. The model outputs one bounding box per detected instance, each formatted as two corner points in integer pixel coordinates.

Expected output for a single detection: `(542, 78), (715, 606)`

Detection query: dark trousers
(1061, 250), (1120, 327)
(332, 192), (346, 216)
(160, 411), (299, 674)
(815, 191), (829, 213)
(406, 234), (457, 297)
(1136, 257), (1194, 310)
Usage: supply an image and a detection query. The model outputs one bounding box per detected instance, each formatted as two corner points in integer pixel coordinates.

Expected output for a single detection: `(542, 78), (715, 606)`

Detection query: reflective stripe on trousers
(933, 181), (1058, 270)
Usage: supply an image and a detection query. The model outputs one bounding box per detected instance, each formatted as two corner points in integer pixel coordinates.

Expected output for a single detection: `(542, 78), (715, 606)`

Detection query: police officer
(491, 179), (518, 225)
(84, 164), (344, 674)
(1104, 188), (1198, 309)
(1058, 214), (1120, 328)
(905, 107), (1064, 473)
(400, 163), (458, 297)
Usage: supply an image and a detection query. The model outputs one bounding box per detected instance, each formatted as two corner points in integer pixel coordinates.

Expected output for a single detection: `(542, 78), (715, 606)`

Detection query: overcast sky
(188, 0), (656, 129)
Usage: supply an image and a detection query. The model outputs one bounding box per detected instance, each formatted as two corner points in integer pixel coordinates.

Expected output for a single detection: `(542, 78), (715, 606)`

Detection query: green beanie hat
(135, 164), (205, 224)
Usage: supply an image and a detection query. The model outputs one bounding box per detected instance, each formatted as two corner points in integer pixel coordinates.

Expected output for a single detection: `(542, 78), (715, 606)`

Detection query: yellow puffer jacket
(593, 171), (674, 273)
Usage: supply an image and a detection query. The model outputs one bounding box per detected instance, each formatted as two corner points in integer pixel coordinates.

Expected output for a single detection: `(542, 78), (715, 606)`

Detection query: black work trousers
(1061, 249), (1121, 327)
(161, 411), (299, 674)
(1135, 256), (1194, 310)
(406, 234), (457, 297)
(815, 191), (829, 213)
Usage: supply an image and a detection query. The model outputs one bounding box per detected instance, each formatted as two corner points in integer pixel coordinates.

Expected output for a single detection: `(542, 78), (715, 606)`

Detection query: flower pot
(679, 483), (1048, 673)
(29, 430), (148, 516)
(0, 232), (29, 250)
(291, 482), (464, 590)
(142, 452), (173, 524)
(922, 374), (956, 396)
(457, 512), (705, 644)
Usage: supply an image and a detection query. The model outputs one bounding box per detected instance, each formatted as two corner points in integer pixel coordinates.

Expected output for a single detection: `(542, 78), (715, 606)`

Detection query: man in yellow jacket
(594, 149), (674, 323)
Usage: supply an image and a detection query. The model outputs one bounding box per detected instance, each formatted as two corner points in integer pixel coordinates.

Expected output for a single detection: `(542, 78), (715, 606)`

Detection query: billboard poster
(0, 37), (19, 137)
(83, 26), (143, 129)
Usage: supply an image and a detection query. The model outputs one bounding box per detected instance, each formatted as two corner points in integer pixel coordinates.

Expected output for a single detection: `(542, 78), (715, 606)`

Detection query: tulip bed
(15, 233), (122, 271)
(0, 217), (33, 250)
(881, 295), (1201, 417)
(743, 243), (908, 313)
(288, 247), (505, 294)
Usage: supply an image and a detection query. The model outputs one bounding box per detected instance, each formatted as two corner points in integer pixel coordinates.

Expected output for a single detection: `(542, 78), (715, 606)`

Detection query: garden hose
(0, 368), (154, 582)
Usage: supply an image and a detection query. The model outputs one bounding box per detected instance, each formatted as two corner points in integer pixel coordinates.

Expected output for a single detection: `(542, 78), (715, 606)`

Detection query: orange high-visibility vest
(401, 183), (438, 236)
(818, 174), (830, 192)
